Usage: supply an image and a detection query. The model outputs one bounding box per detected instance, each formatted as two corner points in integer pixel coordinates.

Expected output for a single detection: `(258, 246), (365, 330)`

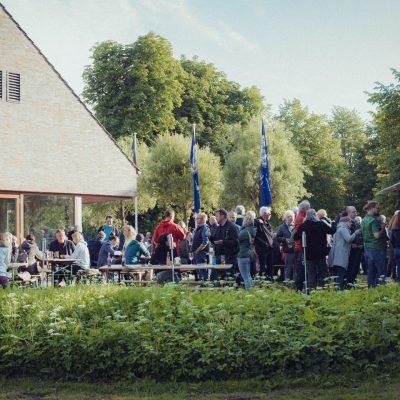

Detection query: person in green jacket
(237, 215), (257, 290)
(124, 234), (150, 265)
(361, 201), (387, 288)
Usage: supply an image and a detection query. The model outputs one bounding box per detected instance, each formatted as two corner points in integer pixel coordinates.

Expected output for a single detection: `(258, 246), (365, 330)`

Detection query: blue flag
(190, 124), (201, 214)
(260, 120), (272, 206)
(131, 134), (137, 165)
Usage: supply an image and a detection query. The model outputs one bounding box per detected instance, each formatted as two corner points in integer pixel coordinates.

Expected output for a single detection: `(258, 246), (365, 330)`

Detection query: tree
(221, 119), (306, 218)
(277, 99), (346, 214)
(144, 134), (222, 223)
(330, 106), (367, 169)
(174, 57), (264, 159)
(329, 107), (375, 210)
(367, 69), (400, 214)
(82, 33), (184, 144)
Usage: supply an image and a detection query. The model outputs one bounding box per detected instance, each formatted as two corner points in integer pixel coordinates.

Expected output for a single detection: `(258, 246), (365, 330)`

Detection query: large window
(0, 198), (17, 235)
(24, 195), (74, 244)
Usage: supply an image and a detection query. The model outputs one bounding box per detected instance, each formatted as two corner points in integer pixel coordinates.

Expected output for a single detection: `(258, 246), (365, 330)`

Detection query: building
(0, 3), (138, 243)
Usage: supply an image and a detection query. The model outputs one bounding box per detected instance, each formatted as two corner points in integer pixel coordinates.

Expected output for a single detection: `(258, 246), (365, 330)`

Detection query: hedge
(1, 284), (400, 381)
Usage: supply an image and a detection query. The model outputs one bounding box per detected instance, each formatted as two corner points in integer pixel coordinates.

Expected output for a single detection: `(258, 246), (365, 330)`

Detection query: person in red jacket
(152, 210), (185, 254)
(294, 200), (310, 291)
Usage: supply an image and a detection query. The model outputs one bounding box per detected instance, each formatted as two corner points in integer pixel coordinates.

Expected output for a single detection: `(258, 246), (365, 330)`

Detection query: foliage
(82, 33), (184, 144)
(175, 57), (264, 158)
(329, 107), (375, 210)
(367, 69), (400, 214)
(1, 285), (400, 382)
(277, 99), (346, 215)
(142, 133), (222, 223)
(221, 119), (306, 217)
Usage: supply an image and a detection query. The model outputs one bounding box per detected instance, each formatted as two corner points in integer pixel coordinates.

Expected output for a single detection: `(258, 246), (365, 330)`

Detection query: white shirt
(64, 240), (90, 269)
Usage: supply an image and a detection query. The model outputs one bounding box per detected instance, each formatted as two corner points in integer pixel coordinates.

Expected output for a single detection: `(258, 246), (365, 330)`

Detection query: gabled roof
(0, 3), (139, 198)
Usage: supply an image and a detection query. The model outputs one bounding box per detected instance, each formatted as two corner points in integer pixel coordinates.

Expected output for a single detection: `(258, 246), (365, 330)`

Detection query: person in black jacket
(294, 208), (336, 291)
(208, 208), (239, 280)
(255, 206), (274, 280)
(276, 210), (295, 281)
(87, 231), (106, 267)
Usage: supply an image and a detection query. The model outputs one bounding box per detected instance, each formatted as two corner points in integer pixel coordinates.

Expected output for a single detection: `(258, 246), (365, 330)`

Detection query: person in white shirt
(62, 231), (90, 276)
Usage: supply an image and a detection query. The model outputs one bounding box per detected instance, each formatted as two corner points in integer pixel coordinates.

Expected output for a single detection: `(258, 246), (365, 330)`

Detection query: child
(0, 232), (12, 288)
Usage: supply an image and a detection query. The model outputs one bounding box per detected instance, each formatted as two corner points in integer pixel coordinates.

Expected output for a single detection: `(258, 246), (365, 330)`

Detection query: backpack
(17, 249), (28, 263)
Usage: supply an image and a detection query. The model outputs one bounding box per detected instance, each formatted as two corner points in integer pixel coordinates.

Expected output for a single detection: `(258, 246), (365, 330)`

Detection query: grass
(1, 374), (400, 399)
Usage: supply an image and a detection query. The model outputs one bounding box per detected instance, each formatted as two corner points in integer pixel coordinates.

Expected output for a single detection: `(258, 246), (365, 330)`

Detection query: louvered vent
(7, 72), (20, 102)
(0, 71), (3, 99)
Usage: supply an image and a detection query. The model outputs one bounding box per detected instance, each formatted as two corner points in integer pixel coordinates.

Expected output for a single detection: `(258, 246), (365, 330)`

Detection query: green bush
(1, 285), (400, 381)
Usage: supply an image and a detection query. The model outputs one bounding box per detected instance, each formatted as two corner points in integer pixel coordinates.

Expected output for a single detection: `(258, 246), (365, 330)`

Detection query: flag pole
(133, 132), (138, 233)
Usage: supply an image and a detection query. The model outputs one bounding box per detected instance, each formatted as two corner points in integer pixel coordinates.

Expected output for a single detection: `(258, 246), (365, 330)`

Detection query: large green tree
(82, 33), (184, 144)
(329, 107), (375, 210)
(143, 133), (222, 223)
(277, 99), (346, 214)
(368, 69), (400, 214)
(221, 119), (306, 218)
(174, 57), (264, 158)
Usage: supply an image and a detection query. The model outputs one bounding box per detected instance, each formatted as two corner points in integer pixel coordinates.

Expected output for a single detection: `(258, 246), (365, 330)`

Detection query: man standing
(254, 206), (274, 280)
(208, 208), (239, 280)
(227, 211), (241, 233)
(361, 201), (387, 288)
(293, 200), (311, 290)
(98, 215), (119, 241)
(152, 210), (185, 253)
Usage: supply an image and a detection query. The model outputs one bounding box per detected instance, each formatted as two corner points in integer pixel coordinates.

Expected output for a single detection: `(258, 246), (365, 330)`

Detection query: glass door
(0, 196), (18, 237)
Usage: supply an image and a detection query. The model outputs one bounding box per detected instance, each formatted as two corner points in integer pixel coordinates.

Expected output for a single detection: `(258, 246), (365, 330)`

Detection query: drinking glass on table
(220, 255), (225, 265)
(54, 251), (59, 258)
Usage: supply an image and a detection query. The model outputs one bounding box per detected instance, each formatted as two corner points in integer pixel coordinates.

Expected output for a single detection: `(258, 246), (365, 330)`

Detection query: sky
(2, 0), (400, 121)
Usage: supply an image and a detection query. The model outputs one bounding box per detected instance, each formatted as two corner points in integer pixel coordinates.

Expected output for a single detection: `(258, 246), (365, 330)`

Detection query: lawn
(1, 374), (400, 399)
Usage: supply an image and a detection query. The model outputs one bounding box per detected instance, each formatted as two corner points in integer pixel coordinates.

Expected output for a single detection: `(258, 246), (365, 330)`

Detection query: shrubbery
(1, 285), (400, 381)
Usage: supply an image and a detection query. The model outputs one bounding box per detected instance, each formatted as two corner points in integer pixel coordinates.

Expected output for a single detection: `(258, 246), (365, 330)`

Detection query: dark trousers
(333, 265), (346, 290)
(295, 251), (305, 291)
(345, 248), (362, 285)
(305, 258), (327, 292)
(256, 249), (273, 280)
(210, 256), (237, 281)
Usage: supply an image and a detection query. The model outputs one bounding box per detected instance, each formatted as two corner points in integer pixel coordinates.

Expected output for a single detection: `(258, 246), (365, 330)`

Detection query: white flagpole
(134, 132), (139, 233)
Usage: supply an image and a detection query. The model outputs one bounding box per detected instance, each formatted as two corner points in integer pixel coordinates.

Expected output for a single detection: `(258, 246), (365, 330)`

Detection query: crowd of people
(1, 201), (399, 291)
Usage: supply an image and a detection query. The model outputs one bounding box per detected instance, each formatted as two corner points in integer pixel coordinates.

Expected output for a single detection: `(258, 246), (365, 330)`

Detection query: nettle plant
(1, 285), (400, 381)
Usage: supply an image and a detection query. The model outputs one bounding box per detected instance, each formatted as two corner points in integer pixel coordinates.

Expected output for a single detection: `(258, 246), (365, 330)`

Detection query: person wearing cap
(207, 208), (239, 280)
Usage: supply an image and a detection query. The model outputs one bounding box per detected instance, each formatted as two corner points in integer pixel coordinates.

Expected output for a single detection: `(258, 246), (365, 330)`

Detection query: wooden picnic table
(45, 258), (80, 285)
(7, 262), (28, 280)
(98, 264), (233, 283)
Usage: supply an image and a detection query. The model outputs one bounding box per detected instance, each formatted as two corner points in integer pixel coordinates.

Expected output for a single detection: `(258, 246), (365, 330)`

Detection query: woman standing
(0, 232), (11, 288)
(237, 215), (256, 290)
(330, 217), (359, 290)
(276, 210), (295, 281)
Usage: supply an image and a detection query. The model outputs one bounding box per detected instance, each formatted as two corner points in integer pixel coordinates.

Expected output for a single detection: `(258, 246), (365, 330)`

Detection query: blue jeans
(333, 265), (346, 290)
(394, 248), (400, 281)
(237, 257), (253, 290)
(366, 249), (386, 288)
(194, 251), (208, 281)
